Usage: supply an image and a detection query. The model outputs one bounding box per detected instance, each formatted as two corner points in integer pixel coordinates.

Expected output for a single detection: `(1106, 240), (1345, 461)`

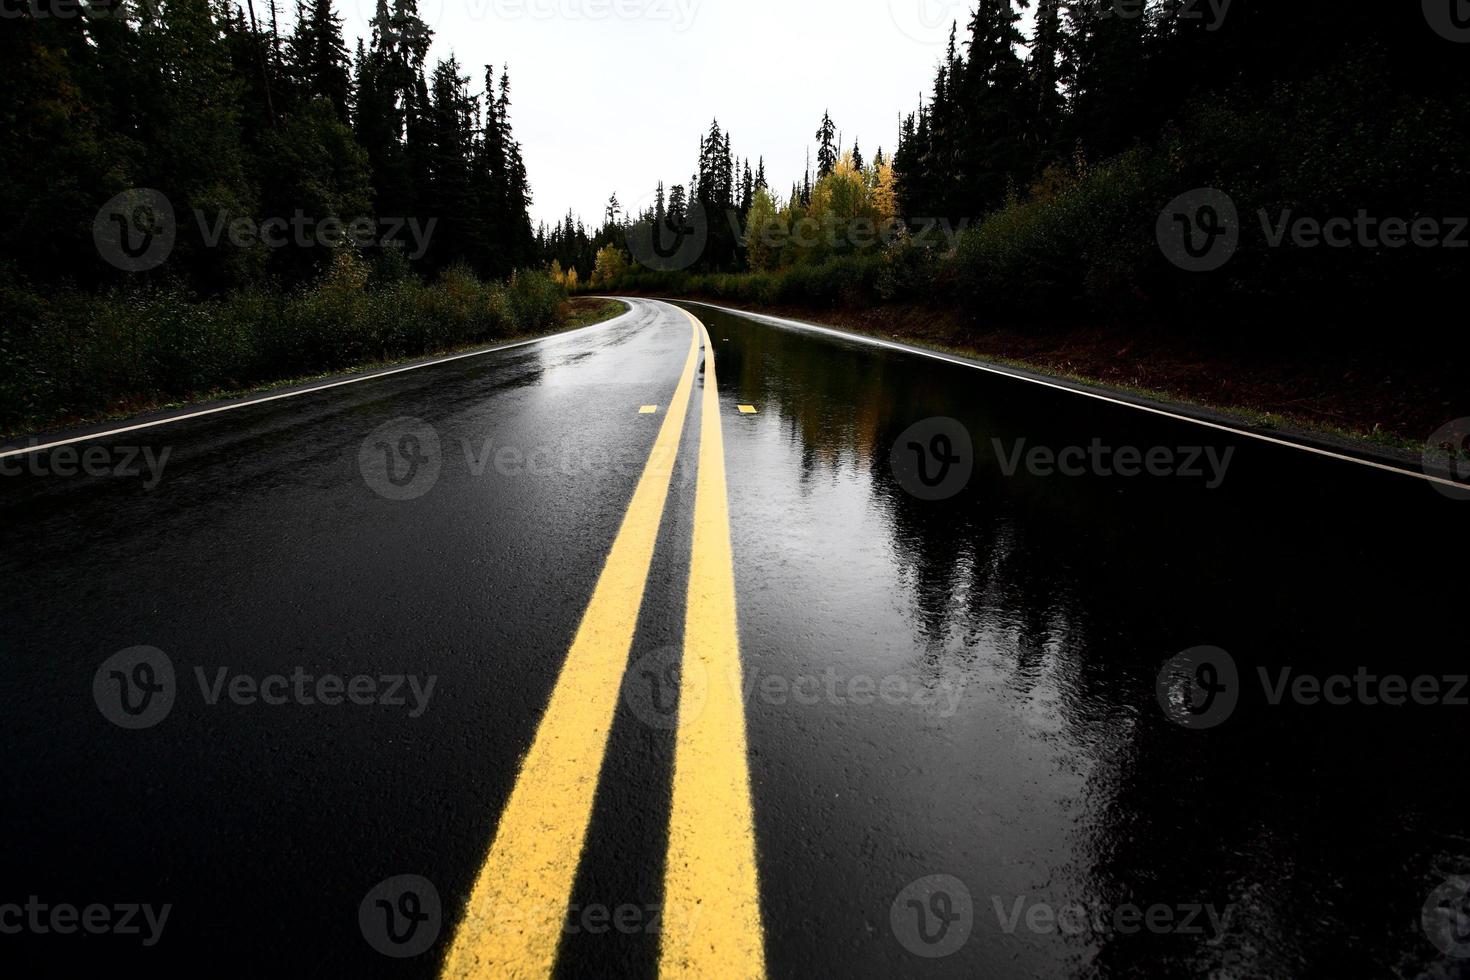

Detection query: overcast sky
(337, 0), (983, 229)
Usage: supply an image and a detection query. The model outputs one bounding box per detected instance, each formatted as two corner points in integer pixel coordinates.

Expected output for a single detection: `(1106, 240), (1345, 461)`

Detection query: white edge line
(0, 299), (640, 460)
(669, 298), (1461, 491)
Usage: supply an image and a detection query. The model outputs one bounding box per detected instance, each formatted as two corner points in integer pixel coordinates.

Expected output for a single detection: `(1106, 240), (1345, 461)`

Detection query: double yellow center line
(441, 306), (765, 980)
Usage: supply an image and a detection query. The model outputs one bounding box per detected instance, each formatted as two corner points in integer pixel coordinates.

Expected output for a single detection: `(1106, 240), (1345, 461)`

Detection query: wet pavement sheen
(690, 302), (1467, 979)
(0, 298), (1465, 979)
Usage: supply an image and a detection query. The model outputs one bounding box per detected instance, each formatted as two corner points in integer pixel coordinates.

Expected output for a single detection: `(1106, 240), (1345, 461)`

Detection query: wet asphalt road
(2, 297), (1467, 978)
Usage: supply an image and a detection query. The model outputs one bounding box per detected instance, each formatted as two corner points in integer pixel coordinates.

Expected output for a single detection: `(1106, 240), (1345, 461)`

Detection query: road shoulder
(1, 299), (634, 455)
(654, 297), (1441, 479)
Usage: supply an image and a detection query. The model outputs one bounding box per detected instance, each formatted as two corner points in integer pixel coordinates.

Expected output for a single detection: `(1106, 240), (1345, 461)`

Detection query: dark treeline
(540, 117), (775, 282)
(894, 0), (1465, 222)
(888, 0), (1470, 334)
(577, 1), (1469, 349)
(3, 0), (536, 295)
(544, 112), (884, 283)
(1, 0), (560, 433)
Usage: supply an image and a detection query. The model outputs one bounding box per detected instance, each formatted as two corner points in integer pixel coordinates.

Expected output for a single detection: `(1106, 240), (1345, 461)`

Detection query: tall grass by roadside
(0, 254), (565, 435)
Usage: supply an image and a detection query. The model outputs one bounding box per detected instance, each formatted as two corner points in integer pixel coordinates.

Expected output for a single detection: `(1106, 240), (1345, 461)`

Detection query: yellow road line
(736, 405), (757, 414)
(442, 320), (700, 980)
(660, 309), (767, 979)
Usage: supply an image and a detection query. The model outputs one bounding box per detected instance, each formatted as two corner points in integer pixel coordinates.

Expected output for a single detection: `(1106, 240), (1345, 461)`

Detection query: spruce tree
(305, 0), (351, 120)
(815, 110), (837, 178)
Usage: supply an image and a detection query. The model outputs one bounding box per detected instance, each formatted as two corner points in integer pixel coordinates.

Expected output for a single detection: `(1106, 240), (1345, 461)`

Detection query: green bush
(954, 149), (1161, 318)
(504, 269), (563, 333)
(0, 257), (566, 434)
(587, 252), (893, 312)
(952, 53), (1470, 337)
(875, 234), (941, 302)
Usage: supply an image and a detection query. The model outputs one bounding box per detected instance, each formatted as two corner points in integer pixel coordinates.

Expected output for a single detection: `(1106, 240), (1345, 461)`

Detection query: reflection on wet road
(692, 301), (1467, 979)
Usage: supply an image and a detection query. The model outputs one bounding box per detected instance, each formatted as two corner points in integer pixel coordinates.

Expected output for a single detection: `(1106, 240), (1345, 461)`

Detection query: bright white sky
(337, 0), (983, 229)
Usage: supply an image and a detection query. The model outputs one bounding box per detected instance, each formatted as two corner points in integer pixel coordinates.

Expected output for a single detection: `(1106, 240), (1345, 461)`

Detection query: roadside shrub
(1, 263), (570, 435)
(953, 51), (1470, 343)
(775, 254), (882, 307)
(367, 247), (415, 290)
(504, 268), (564, 333)
(875, 233), (940, 302)
(955, 149), (1160, 319)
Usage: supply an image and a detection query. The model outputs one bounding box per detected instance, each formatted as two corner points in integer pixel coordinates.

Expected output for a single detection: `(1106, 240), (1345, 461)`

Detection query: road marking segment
(660, 309), (767, 980)
(441, 317), (699, 980)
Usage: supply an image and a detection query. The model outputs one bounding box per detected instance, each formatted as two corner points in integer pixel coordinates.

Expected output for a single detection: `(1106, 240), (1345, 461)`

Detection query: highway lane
(1, 297), (1466, 978)
(0, 299), (703, 977)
